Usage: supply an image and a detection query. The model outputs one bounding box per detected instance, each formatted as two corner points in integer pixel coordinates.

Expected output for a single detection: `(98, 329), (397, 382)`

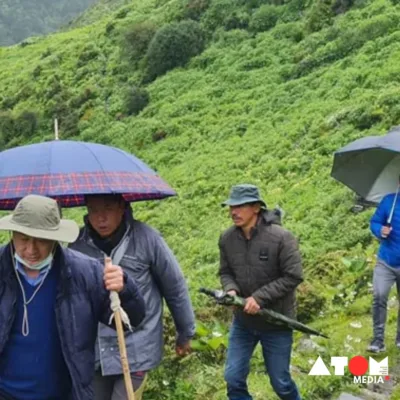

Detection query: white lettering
(331, 357), (348, 375)
(309, 356), (331, 375)
(369, 357), (388, 376)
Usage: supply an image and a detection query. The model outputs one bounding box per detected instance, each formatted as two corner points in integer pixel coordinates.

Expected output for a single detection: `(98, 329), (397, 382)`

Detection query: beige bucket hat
(0, 194), (79, 243)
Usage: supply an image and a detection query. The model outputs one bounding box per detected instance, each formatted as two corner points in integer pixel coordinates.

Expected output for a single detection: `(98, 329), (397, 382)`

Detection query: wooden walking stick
(105, 256), (136, 400)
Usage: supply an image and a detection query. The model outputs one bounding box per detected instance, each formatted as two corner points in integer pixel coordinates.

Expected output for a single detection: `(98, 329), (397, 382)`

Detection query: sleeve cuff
(224, 283), (240, 294)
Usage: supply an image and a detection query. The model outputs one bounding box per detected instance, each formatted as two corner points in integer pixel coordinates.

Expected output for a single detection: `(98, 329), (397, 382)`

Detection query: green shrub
(123, 21), (157, 62)
(77, 45), (100, 68)
(0, 112), (15, 142)
(123, 86), (150, 116)
(272, 21), (304, 42)
(70, 88), (96, 109)
(146, 20), (205, 80)
(249, 4), (282, 32)
(14, 111), (38, 138)
(332, 0), (354, 14)
(32, 65), (42, 79)
(224, 10), (250, 30)
(306, 0), (334, 32)
(201, 0), (243, 32)
(115, 7), (130, 19)
(183, 0), (210, 21)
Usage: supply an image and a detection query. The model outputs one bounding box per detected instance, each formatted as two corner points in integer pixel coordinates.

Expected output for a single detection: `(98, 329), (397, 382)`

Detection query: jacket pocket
(121, 255), (151, 288)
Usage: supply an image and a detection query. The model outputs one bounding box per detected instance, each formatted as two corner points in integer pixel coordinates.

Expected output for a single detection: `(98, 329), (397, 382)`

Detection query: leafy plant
(146, 20), (206, 80)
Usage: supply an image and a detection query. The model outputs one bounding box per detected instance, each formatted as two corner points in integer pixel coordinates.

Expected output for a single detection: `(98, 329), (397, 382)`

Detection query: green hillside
(0, 0), (97, 46)
(1, 0), (400, 398)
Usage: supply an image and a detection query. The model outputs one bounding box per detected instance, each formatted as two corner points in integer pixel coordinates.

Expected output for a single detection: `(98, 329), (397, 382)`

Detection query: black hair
(84, 193), (126, 205)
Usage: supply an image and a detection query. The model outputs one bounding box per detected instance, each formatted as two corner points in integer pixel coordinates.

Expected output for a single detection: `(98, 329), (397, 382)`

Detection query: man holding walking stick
(0, 195), (146, 400)
(70, 193), (195, 400)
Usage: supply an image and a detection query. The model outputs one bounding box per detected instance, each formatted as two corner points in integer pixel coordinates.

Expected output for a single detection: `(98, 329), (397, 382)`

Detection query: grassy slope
(1, 0), (400, 397)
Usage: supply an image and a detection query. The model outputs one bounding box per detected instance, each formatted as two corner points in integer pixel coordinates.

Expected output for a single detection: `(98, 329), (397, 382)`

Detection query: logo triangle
(309, 356), (331, 376)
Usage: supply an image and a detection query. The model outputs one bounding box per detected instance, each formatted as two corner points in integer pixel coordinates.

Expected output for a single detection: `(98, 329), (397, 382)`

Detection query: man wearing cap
(0, 194), (146, 400)
(69, 194), (195, 400)
(218, 184), (303, 400)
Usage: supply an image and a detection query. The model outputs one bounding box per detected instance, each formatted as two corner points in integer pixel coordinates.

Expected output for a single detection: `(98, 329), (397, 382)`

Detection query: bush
(70, 88), (96, 109)
(123, 86), (150, 116)
(272, 22), (304, 42)
(249, 4), (282, 32)
(332, 0), (354, 14)
(59, 112), (80, 138)
(32, 65), (42, 79)
(146, 20), (205, 80)
(0, 112), (15, 142)
(224, 10), (250, 30)
(201, 0), (243, 32)
(123, 22), (157, 62)
(306, 0), (334, 32)
(14, 111), (38, 138)
(77, 45), (100, 68)
(183, 0), (210, 21)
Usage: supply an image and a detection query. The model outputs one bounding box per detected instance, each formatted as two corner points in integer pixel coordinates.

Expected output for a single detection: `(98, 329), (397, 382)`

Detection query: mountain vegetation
(0, 0), (97, 46)
(1, 0), (400, 397)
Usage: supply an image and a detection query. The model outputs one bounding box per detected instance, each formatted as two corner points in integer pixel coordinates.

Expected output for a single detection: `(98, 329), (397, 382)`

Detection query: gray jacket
(69, 209), (196, 375)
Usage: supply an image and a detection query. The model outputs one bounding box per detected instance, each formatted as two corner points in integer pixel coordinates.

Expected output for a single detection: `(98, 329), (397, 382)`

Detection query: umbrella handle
(383, 184), (400, 238)
(105, 257), (136, 400)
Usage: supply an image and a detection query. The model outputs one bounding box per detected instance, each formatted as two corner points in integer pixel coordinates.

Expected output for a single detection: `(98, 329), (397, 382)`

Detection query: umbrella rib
(81, 142), (113, 194)
(111, 146), (151, 174)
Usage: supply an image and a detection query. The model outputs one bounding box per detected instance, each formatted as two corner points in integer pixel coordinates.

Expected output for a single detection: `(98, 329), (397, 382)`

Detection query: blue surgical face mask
(15, 252), (53, 271)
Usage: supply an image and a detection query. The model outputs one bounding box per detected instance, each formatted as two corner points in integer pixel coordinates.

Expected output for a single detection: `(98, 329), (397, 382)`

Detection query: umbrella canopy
(331, 126), (400, 204)
(0, 140), (176, 210)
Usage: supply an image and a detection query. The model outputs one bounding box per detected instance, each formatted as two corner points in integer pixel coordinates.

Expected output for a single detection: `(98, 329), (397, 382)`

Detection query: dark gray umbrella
(331, 126), (400, 208)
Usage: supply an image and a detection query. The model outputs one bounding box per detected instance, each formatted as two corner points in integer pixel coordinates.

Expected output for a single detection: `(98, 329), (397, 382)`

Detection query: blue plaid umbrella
(0, 140), (176, 209)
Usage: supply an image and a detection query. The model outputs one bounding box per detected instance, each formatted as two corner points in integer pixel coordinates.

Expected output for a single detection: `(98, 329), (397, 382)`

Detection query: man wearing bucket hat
(0, 194), (146, 400)
(218, 184), (303, 400)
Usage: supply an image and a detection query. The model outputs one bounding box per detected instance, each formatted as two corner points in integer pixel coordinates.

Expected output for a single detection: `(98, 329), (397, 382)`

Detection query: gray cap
(0, 194), (79, 243)
(221, 184), (267, 208)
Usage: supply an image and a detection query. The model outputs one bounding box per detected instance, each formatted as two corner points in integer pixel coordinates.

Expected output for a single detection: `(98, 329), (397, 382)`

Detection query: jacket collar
(235, 209), (282, 240)
(0, 242), (71, 286)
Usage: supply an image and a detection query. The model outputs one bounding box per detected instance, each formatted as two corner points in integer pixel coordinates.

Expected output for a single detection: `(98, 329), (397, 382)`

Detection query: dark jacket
(218, 209), (303, 331)
(69, 208), (196, 375)
(0, 243), (146, 400)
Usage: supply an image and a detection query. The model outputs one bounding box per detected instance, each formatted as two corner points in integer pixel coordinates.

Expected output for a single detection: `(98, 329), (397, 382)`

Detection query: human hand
(244, 297), (260, 315)
(381, 226), (392, 238)
(104, 258), (124, 293)
(227, 290), (237, 297)
(176, 340), (191, 357)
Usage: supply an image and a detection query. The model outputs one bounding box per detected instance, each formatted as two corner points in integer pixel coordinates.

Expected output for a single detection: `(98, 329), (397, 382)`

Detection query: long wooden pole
(105, 257), (135, 400)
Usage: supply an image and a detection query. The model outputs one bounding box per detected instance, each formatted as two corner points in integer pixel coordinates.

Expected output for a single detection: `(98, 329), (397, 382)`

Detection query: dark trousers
(224, 318), (301, 400)
(93, 369), (147, 400)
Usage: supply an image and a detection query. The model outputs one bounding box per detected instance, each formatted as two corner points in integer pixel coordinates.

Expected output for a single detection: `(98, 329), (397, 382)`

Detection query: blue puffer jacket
(370, 193), (400, 267)
(0, 243), (146, 400)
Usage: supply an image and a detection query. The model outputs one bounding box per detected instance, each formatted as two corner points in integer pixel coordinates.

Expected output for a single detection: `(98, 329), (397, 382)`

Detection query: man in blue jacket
(0, 194), (146, 400)
(369, 191), (400, 352)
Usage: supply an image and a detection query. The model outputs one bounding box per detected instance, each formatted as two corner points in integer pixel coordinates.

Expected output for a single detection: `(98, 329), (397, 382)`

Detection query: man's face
(229, 203), (261, 228)
(86, 196), (125, 238)
(13, 232), (54, 265)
